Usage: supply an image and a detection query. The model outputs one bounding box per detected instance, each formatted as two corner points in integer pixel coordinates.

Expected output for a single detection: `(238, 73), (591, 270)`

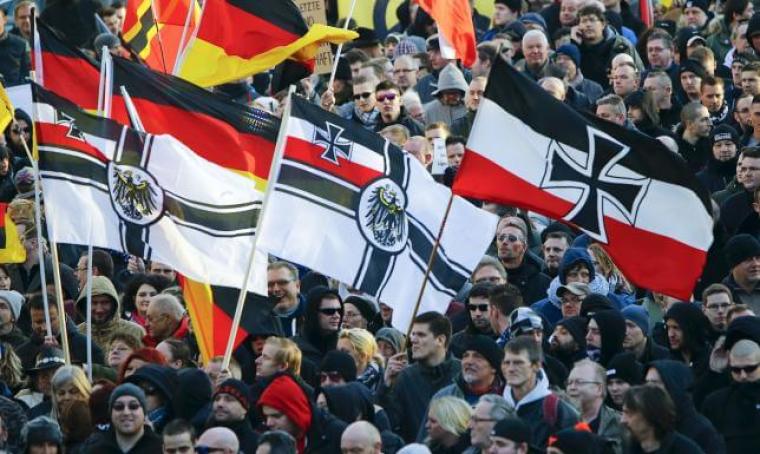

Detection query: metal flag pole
(327, 0), (358, 90)
(405, 194), (455, 339)
(85, 221), (94, 382)
(149, 0), (169, 73)
(120, 86), (145, 131)
(221, 85), (296, 370)
(49, 239), (72, 364)
(172, 0), (207, 76)
(173, 0), (198, 75)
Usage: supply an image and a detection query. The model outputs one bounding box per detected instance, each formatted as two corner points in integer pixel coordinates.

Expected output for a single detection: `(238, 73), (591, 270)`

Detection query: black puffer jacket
(702, 380), (760, 453)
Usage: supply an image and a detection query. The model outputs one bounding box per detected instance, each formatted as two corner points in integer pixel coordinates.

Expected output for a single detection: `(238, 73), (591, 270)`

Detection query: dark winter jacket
(702, 380), (760, 453)
(578, 27), (643, 89)
(663, 303), (712, 379)
(506, 251), (551, 306)
(292, 287), (342, 366)
(17, 318), (105, 371)
(696, 155), (737, 193)
(627, 432), (705, 454)
(80, 425), (163, 453)
(0, 32), (29, 86)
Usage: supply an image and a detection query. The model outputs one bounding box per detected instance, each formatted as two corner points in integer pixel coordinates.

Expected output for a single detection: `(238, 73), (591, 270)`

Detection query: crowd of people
(0, 0), (758, 453)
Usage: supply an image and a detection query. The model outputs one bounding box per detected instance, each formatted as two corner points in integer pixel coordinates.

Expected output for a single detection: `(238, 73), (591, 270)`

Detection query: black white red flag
(453, 58), (713, 299)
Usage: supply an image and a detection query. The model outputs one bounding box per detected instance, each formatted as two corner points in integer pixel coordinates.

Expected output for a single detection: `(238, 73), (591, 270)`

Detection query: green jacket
(76, 276), (144, 350)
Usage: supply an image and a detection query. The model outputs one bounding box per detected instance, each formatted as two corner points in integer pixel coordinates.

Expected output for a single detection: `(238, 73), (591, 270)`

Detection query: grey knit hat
(109, 383), (147, 413)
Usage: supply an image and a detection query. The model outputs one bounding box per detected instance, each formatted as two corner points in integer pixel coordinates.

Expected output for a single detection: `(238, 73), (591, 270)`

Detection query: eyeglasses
(468, 304), (489, 312)
(730, 363), (760, 375)
(353, 92), (373, 101)
(320, 371), (344, 383)
(11, 127), (30, 134)
(470, 415), (496, 423)
(318, 307), (342, 316)
(497, 234), (520, 243)
(112, 401), (141, 412)
(195, 447), (226, 454)
(376, 93), (397, 103)
(705, 302), (732, 311)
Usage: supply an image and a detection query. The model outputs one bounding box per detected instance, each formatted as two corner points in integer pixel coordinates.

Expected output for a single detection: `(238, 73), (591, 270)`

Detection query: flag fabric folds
(180, 276), (276, 363)
(177, 0), (358, 87)
(0, 203), (26, 263)
(122, 0), (201, 73)
(33, 21), (280, 186)
(33, 85), (268, 294)
(453, 58), (713, 299)
(0, 84), (14, 133)
(257, 97), (498, 330)
(416, 0), (477, 66)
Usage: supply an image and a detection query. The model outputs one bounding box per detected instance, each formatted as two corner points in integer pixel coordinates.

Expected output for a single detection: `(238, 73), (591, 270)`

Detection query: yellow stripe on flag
(182, 278), (216, 364)
(0, 85), (14, 134)
(123, 0), (154, 42)
(0, 208), (25, 263)
(179, 24), (358, 87)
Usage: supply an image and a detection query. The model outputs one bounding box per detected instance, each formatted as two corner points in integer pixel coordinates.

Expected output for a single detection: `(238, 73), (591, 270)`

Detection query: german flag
(0, 204), (25, 264)
(33, 20), (279, 187)
(122, 0), (201, 73)
(177, 0), (357, 87)
(0, 84), (13, 133)
(179, 276), (276, 363)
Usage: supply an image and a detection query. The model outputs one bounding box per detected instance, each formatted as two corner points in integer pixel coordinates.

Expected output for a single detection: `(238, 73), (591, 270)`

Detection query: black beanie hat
(606, 352), (644, 385)
(491, 416), (532, 444)
(495, 0), (522, 12)
(725, 315), (760, 350)
(549, 424), (607, 454)
(124, 364), (177, 402)
(320, 350), (357, 382)
(725, 234), (760, 269)
(557, 316), (588, 350)
(580, 294), (613, 318)
(678, 58), (707, 79)
(214, 378), (251, 412)
(344, 295), (377, 322)
(711, 124), (739, 147)
(462, 335), (504, 373)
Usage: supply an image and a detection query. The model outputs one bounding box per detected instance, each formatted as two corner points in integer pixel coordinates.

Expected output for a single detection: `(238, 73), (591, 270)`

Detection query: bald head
(197, 427), (239, 453)
(341, 421), (382, 454)
(731, 339), (760, 360)
(539, 77), (566, 101)
(404, 136), (432, 167)
(730, 339), (760, 383)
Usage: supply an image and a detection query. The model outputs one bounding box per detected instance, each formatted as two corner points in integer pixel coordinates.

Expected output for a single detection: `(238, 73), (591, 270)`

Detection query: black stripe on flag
(164, 193), (260, 234)
(407, 216), (467, 294)
(38, 148), (108, 187)
(33, 85), (126, 141)
(277, 161), (359, 212)
(486, 57), (712, 212)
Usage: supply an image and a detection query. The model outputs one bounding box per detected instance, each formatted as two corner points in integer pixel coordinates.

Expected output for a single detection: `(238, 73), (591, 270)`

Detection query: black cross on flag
(314, 121), (353, 165)
(540, 127), (650, 243)
(453, 56), (714, 300)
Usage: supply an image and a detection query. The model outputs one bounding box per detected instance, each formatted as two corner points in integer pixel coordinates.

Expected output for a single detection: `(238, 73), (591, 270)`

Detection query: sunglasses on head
(730, 363), (760, 375)
(377, 93), (397, 103)
(468, 303), (489, 312)
(112, 401), (141, 412)
(318, 307), (342, 316)
(353, 92), (373, 101)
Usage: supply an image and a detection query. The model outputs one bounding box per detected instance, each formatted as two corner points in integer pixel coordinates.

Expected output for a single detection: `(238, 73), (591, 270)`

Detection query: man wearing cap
(566, 359), (623, 450)
(605, 352), (643, 411)
(621, 305), (669, 365)
(76, 276), (144, 352)
(683, 0), (711, 31)
(722, 234), (760, 312)
(81, 383), (162, 452)
(0, 290), (25, 349)
(488, 417), (532, 454)
(20, 346), (66, 417)
(423, 63), (469, 128)
(415, 35), (459, 104)
(549, 316), (588, 370)
(697, 123), (739, 192)
(206, 378), (258, 454)
(555, 43), (603, 103)
(557, 282), (591, 319)
(482, 0), (521, 42)
(676, 101), (713, 173)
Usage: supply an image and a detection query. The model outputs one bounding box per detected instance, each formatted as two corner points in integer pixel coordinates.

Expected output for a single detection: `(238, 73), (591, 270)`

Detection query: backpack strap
(543, 393), (560, 428)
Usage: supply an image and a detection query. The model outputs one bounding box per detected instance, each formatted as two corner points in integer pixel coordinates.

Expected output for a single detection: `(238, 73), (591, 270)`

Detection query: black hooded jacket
(507, 251), (552, 305)
(648, 360), (726, 454)
(173, 368), (213, 434)
(663, 303), (712, 379)
(292, 286), (343, 367)
(702, 380), (760, 453)
(592, 310), (626, 367)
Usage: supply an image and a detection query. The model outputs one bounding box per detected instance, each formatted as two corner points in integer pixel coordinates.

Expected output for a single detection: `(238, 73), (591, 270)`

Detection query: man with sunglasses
(450, 283), (497, 358)
(374, 80), (424, 137)
(323, 75), (380, 132)
(195, 427), (239, 454)
(293, 287), (344, 367)
(81, 383), (162, 452)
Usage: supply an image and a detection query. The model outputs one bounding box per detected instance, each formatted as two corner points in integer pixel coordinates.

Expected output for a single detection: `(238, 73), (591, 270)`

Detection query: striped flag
(33, 85), (268, 294)
(257, 97), (498, 330)
(416, 0), (476, 66)
(0, 203), (26, 263)
(0, 84), (14, 133)
(177, 0), (358, 87)
(122, 0), (201, 73)
(453, 58), (713, 299)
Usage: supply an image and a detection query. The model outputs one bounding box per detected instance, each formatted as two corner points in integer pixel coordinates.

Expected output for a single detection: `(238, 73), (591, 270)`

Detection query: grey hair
(150, 293), (185, 321)
(522, 29), (548, 47)
(478, 394), (514, 420)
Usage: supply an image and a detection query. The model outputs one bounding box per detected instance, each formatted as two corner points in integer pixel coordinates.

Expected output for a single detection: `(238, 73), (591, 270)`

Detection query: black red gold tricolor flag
(0, 204), (25, 263)
(179, 276), (275, 363)
(122, 0), (201, 73)
(177, 0), (357, 87)
(33, 20), (279, 186)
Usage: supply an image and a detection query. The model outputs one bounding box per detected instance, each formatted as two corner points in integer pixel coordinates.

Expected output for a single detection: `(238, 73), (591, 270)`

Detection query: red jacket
(143, 316), (190, 348)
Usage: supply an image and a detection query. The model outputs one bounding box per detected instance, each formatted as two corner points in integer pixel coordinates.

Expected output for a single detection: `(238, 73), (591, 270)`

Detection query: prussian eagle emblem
(358, 178), (408, 254)
(108, 164), (164, 226)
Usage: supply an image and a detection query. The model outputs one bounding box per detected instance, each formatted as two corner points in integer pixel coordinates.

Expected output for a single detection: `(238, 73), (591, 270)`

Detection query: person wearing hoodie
(586, 310), (626, 367)
(549, 316), (588, 371)
(124, 364), (177, 434)
(292, 287), (343, 368)
(0, 290), (26, 349)
(422, 63), (469, 129)
(621, 305), (669, 365)
(415, 36), (459, 104)
(450, 283), (497, 358)
(645, 360), (726, 453)
(501, 336), (578, 451)
(605, 352), (643, 411)
(205, 378), (259, 454)
(697, 124), (740, 193)
(663, 303), (712, 378)
(173, 368), (213, 435)
(76, 276), (144, 352)
(574, 3), (643, 89)
(532, 248), (630, 326)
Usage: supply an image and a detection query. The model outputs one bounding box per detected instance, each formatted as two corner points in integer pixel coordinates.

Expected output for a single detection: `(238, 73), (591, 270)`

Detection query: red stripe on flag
(211, 304), (248, 357)
(285, 136), (382, 187)
(0, 203), (7, 228)
(454, 150), (706, 299)
(36, 123), (110, 163)
(40, 52), (100, 109)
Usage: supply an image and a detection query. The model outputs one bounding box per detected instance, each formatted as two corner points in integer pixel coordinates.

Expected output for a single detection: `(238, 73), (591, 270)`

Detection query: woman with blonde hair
(0, 342), (26, 394)
(337, 328), (384, 392)
(50, 366), (91, 422)
(424, 396), (472, 454)
(588, 242), (634, 297)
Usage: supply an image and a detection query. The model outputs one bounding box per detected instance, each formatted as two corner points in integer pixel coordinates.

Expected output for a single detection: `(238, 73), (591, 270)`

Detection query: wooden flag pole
(405, 193), (455, 339)
(49, 239), (72, 364)
(174, 0), (198, 74)
(327, 0), (358, 90)
(85, 222), (94, 381)
(221, 85), (296, 370)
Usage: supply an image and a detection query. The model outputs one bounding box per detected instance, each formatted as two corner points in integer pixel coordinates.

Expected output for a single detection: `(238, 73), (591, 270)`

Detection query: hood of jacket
(299, 286), (342, 354)
(432, 63), (469, 95)
(76, 276), (120, 323)
(321, 382), (376, 425)
(502, 368), (551, 409)
(592, 310), (626, 366)
(647, 360), (694, 414)
(558, 248), (596, 284)
(748, 13), (760, 52)
(545, 274), (610, 306)
(663, 303), (710, 355)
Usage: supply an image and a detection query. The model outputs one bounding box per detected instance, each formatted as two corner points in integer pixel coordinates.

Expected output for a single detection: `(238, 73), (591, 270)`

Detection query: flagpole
(221, 85), (296, 370)
(327, 0), (358, 90)
(85, 222), (94, 382)
(405, 193), (455, 338)
(49, 240), (72, 365)
(172, 0), (207, 76)
(119, 86), (145, 130)
(174, 0), (197, 74)
(149, 0), (169, 73)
